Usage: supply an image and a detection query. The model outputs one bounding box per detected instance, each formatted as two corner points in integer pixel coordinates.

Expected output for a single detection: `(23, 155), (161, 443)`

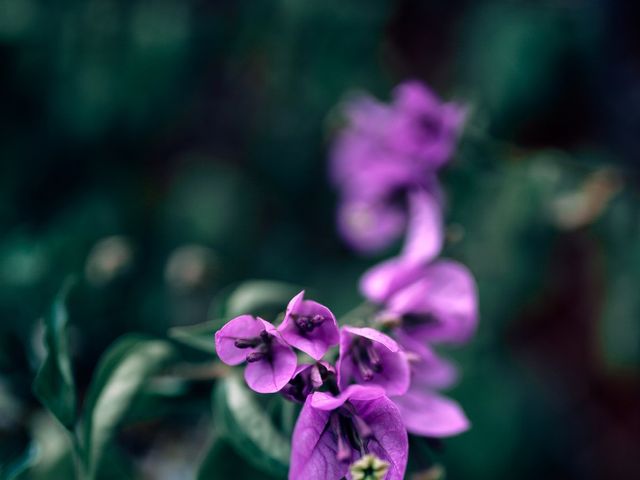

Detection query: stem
(69, 429), (86, 479)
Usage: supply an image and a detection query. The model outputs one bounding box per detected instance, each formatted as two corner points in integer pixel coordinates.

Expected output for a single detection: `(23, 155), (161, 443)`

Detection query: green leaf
(197, 436), (284, 480)
(21, 413), (76, 480)
(33, 279), (77, 430)
(168, 319), (223, 354)
(1, 443), (38, 480)
(213, 375), (291, 477)
(597, 192), (640, 370)
(212, 280), (302, 320)
(81, 335), (176, 479)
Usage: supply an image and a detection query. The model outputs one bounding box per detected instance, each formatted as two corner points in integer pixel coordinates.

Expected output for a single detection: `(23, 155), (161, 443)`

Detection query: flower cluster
(214, 80), (477, 479)
(334, 80), (477, 438)
(216, 291), (409, 480)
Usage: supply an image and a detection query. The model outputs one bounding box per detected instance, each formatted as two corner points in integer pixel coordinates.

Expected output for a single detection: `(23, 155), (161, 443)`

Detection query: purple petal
(292, 387), (408, 480)
(389, 80), (467, 168)
(401, 189), (443, 264)
(390, 260), (478, 344)
(279, 291), (340, 361)
(338, 328), (410, 396)
(244, 329), (297, 393)
(392, 388), (469, 437)
(350, 395), (409, 480)
(337, 196), (406, 255)
(331, 132), (416, 196)
(392, 80), (441, 115)
(310, 384), (386, 411)
(359, 257), (426, 305)
(342, 326), (400, 352)
(330, 131), (379, 188)
(395, 331), (458, 390)
(289, 397), (347, 480)
(214, 314), (264, 365)
(344, 94), (394, 137)
(244, 346), (296, 393)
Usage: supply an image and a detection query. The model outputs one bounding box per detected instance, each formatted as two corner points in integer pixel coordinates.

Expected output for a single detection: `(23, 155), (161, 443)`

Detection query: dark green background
(1, 1), (638, 479)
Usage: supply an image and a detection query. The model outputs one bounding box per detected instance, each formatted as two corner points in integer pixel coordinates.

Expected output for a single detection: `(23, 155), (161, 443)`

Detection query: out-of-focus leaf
(17, 413), (74, 480)
(168, 319), (223, 354)
(597, 193), (640, 370)
(81, 335), (176, 480)
(213, 374), (290, 477)
(0, 443), (38, 480)
(32, 279), (77, 430)
(211, 279), (302, 321)
(196, 436), (284, 480)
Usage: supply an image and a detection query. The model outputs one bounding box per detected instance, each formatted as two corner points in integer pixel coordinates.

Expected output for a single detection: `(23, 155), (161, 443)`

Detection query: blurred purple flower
(392, 332), (469, 437)
(214, 315), (297, 393)
(330, 80), (465, 254)
(289, 385), (408, 480)
(394, 260), (477, 344)
(337, 326), (410, 396)
(359, 186), (477, 346)
(280, 361), (335, 404)
(339, 186), (444, 264)
(386, 81), (467, 166)
(278, 291), (340, 361)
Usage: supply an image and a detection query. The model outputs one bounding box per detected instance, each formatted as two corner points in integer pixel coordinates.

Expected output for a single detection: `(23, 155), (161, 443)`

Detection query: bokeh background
(1, 0), (639, 479)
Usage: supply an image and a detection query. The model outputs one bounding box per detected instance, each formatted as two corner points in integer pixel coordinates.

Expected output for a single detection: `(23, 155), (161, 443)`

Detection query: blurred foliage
(1, 0), (639, 479)
(32, 279), (77, 431)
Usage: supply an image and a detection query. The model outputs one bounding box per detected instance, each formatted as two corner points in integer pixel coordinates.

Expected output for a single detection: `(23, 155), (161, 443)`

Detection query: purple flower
(385, 80), (467, 168)
(360, 257), (426, 306)
(214, 315), (297, 393)
(392, 387), (469, 438)
(278, 291), (340, 361)
(381, 260), (478, 345)
(337, 326), (410, 396)
(358, 187), (445, 307)
(330, 80), (465, 254)
(338, 186), (443, 262)
(391, 332), (469, 437)
(280, 361), (335, 404)
(289, 385), (408, 480)
(331, 81), (466, 186)
(359, 196), (477, 345)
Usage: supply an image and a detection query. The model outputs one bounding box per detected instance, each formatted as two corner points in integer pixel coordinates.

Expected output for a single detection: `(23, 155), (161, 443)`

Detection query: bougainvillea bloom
(385, 80), (467, 167)
(338, 326), (410, 396)
(383, 260), (478, 345)
(330, 80), (465, 254)
(339, 182), (443, 260)
(280, 361), (335, 404)
(278, 291), (340, 361)
(359, 189), (444, 305)
(289, 385), (408, 480)
(333, 160), (442, 255)
(359, 194), (477, 345)
(331, 81), (466, 187)
(214, 315), (297, 393)
(392, 332), (469, 437)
